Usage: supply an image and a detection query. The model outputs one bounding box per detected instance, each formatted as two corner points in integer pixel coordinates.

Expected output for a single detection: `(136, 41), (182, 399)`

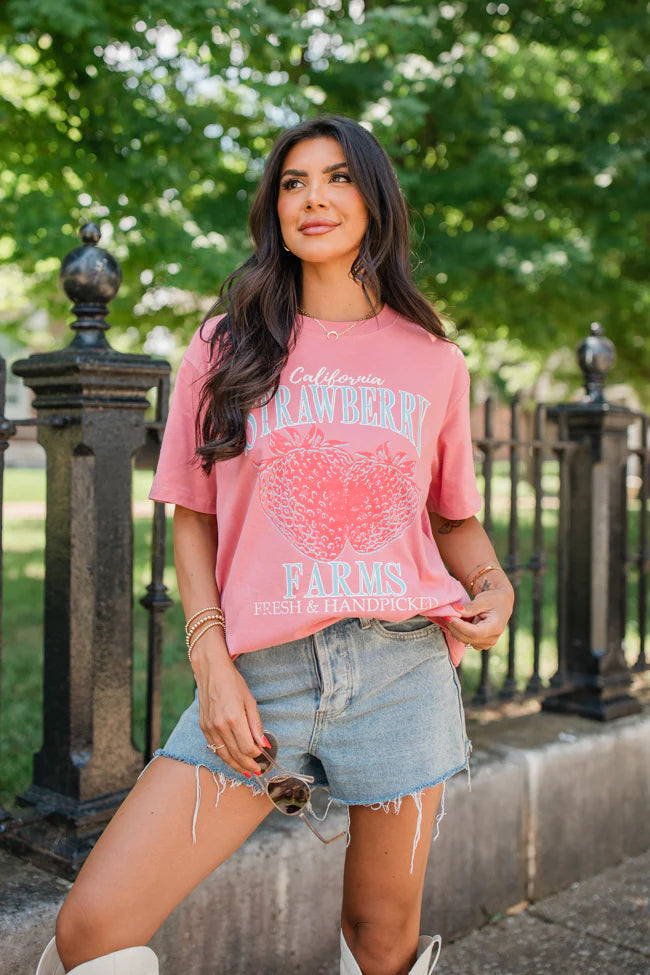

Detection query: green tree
(1, 0), (648, 394)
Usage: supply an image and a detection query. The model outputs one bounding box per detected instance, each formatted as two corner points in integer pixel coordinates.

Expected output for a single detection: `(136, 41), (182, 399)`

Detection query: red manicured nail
(243, 771), (252, 778)
(442, 616), (452, 622)
(253, 769), (262, 776)
(452, 603), (464, 611)
(261, 736), (271, 749)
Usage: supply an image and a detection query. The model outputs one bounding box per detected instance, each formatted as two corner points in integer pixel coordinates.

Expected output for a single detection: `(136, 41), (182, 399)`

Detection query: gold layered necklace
(298, 306), (382, 341)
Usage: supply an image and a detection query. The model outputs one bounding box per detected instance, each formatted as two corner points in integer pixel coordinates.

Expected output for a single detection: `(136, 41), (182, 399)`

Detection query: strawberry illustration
(344, 442), (420, 552)
(257, 425), (352, 560)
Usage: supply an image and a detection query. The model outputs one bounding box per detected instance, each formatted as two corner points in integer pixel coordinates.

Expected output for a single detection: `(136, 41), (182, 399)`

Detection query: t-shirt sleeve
(426, 357), (481, 519)
(148, 351), (216, 514)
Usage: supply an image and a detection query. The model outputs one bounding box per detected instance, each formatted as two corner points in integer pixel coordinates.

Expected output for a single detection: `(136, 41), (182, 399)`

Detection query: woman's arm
(428, 512), (515, 651)
(173, 504), (267, 776)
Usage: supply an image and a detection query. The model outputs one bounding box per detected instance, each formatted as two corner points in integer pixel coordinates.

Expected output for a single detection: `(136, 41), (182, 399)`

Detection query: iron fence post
(543, 323), (641, 721)
(5, 224), (170, 874)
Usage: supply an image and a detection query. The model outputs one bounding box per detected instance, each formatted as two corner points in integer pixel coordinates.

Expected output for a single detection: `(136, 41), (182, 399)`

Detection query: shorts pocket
(370, 615), (440, 640)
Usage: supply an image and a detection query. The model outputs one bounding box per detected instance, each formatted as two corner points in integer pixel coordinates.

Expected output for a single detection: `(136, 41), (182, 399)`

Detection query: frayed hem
(138, 746), (472, 873)
(328, 753), (471, 875)
(139, 750), (267, 844)
(326, 751), (471, 810)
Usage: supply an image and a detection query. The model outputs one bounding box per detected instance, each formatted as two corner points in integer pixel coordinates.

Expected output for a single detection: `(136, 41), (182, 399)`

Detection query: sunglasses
(254, 731), (346, 844)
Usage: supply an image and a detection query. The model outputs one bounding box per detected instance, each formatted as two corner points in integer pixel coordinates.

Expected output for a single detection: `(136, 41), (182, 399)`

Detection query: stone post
(7, 224), (170, 873)
(543, 323), (642, 720)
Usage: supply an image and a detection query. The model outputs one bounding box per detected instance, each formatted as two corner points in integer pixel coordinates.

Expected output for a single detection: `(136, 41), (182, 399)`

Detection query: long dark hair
(196, 114), (447, 472)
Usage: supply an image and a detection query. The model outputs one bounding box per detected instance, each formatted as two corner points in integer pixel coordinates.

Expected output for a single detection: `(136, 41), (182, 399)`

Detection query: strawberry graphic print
(257, 427), (419, 560)
(345, 443), (420, 553)
(257, 426), (350, 560)
(150, 305), (482, 666)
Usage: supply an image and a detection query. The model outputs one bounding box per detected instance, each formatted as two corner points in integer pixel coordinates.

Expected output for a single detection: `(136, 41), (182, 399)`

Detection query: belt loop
(359, 618), (372, 629)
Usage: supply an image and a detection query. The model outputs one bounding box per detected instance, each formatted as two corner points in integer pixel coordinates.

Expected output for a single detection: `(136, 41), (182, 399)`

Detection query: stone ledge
(2, 704), (648, 975)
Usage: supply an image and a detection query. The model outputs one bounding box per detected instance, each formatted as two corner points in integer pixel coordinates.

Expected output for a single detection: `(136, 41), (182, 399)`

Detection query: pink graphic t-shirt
(149, 305), (482, 665)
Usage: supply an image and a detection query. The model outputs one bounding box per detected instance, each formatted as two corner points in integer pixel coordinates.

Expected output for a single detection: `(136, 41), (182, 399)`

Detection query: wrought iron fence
(463, 396), (580, 710)
(460, 395), (649, 717)
(137, 381), (173, 762)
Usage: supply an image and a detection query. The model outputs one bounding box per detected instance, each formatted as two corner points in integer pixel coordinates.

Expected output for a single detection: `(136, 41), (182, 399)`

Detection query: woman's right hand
(172, 506), (266, 778)
(191, 643), (267, 779)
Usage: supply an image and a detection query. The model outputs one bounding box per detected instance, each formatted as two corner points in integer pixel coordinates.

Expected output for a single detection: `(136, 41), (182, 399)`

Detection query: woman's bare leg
(55, 756), (272, 971)
(341, 784), (443, 975)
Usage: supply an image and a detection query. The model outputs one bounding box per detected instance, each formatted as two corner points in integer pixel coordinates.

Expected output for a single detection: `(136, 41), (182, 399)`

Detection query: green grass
(0, 464), (646, 807)
(2, 468), (46, 503)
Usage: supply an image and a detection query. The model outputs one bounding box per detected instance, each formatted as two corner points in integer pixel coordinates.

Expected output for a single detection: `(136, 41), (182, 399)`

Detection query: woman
(38, 115), (513, 975)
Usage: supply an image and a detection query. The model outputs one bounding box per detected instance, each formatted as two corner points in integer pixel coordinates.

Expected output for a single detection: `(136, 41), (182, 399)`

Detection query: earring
(282, 241), (291, 252)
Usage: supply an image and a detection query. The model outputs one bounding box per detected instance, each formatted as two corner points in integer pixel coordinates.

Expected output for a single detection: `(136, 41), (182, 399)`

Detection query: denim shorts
(146, 616), (471, 873)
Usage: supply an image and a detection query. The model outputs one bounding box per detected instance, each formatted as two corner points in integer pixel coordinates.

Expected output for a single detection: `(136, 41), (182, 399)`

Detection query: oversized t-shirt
(149, 304), (482, 666)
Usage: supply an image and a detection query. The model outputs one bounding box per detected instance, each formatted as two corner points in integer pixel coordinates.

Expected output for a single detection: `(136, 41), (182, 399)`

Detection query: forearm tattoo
(437, 519), (465, 535)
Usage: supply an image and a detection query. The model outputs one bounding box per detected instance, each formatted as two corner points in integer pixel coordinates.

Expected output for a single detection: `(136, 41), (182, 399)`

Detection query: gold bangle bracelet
(187, 620), (226, 665)
(468, 564), (502, 595)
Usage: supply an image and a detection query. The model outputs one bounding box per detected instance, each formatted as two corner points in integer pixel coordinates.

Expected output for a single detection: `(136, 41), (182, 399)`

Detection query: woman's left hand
(441, 586), (514, 651)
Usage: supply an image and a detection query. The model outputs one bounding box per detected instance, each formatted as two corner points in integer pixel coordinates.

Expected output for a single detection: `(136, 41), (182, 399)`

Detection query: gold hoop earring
(282, 241), (291, 252)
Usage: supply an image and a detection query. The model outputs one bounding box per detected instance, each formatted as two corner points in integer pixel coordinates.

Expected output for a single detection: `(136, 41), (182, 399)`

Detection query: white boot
(35, 938), (63, 975)
(340, 929), (442, 974)
(35, 937), (159, 974)
(410, 935), (442, 974)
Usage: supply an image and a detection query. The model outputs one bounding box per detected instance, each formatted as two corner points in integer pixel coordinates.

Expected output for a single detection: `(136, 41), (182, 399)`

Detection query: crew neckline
(297, 303), (398, 338)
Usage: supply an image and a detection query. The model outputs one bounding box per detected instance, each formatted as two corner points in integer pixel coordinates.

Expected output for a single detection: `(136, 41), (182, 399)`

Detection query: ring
(206, 742), (226, 753)
(465, 644), (476, 651)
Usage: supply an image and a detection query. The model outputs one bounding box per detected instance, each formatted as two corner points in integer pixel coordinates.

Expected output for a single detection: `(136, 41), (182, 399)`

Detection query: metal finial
(79, 222), (102, 245)
(576, 322), (616, 404)
(59, 223), (122, 348)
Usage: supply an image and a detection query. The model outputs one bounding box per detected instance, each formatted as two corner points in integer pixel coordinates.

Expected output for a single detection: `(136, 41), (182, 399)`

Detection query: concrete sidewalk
(436, 849), (650, 975)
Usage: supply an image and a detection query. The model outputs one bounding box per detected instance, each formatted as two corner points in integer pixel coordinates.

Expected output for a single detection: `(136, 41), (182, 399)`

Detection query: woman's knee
(343, 919), (418, 975)
(55, 888), (115, 969)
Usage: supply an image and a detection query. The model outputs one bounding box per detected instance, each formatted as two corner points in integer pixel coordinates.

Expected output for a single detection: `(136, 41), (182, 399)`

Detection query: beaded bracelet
(185, 613), (226, 647)
(468, 564), (502, 595)
(185, 606), (226, 665)
(187, 620), (226, 665)
(185, 606), (224, 630)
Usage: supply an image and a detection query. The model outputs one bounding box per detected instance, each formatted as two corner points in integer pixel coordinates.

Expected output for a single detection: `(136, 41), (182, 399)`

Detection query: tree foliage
(0, 0), (648, 394)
